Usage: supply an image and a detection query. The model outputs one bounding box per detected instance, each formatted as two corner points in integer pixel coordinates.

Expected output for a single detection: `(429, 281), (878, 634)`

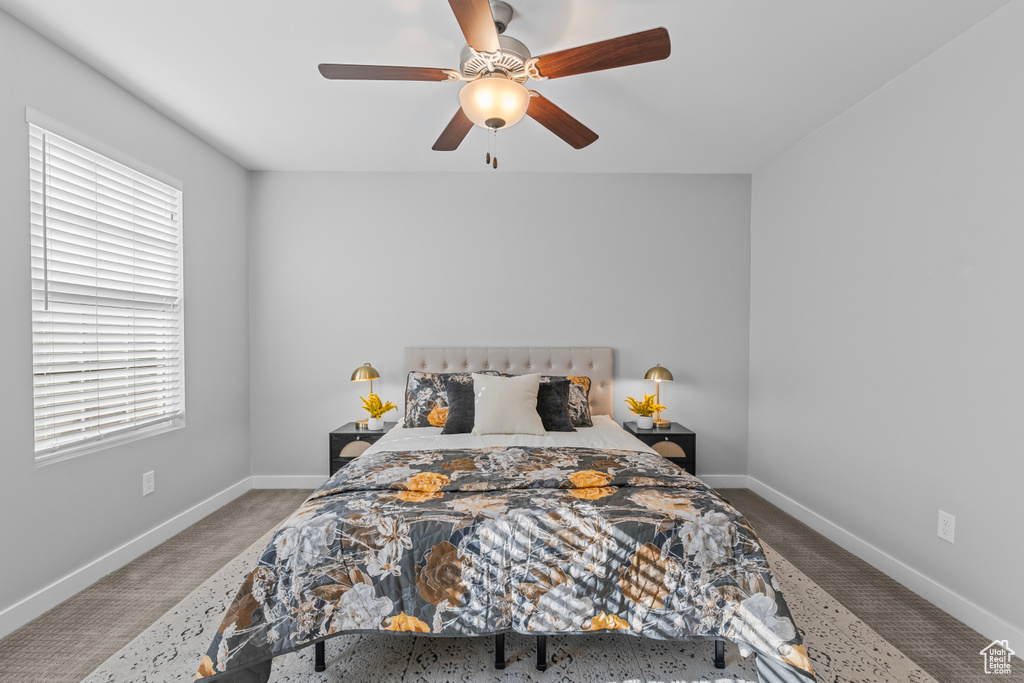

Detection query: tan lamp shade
(350, 363), (379, 382)
(644, 365), (674, 382)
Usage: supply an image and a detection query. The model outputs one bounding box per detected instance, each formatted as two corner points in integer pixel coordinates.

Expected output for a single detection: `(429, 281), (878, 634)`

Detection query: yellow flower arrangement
(361, 393), (397, 419)
(624, 393), (666, 417)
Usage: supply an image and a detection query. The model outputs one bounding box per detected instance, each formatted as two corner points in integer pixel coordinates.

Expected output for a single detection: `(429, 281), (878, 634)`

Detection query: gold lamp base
(643, 364), (674, 429)
(653, 380), (670, 428)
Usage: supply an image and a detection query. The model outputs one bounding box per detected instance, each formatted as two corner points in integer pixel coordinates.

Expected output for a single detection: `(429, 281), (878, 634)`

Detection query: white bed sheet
(362, 414), (657, 457)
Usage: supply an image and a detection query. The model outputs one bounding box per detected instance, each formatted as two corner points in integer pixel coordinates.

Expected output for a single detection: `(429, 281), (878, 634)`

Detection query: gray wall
(0, 11), (251, 619)
(249, 171), (751, 478)
(749, 2), (1023, 641)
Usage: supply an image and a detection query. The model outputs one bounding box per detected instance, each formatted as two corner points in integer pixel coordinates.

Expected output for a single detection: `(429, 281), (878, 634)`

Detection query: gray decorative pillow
(403, 371), (498, 428)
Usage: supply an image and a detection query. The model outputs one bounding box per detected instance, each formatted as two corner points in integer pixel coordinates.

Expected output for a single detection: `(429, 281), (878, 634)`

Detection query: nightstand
(623, 421), (696, 475)
(329, 422), (395, 475)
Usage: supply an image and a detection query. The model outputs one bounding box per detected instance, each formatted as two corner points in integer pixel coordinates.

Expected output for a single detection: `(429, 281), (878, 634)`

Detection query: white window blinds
(29, 118), (184, 462)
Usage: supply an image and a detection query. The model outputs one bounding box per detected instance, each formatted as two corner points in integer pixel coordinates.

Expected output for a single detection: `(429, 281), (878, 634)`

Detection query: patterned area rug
(81, 529), (935, 683)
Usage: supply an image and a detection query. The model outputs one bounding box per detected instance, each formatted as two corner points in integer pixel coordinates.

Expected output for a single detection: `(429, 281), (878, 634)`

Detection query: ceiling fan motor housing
(459, 34), (532, 82)
(490, 0), (513, 34)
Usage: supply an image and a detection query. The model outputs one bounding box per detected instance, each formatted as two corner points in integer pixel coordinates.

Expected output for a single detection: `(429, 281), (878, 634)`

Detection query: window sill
(34, 417), (185, 468)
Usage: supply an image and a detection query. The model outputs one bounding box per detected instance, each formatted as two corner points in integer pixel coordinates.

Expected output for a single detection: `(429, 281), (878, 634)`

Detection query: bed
(197, 347), (814, 683)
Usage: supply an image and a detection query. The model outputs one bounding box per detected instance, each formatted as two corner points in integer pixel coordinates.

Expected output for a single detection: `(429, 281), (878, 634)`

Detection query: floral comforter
(198, 446), (815, 682)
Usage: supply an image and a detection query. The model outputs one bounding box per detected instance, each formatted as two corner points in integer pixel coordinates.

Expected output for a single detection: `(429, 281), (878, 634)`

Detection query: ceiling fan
(318, 0), (670, 162)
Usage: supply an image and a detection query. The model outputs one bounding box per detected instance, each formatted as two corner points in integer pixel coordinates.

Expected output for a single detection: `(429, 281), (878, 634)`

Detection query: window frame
(27, 108), (186, 466)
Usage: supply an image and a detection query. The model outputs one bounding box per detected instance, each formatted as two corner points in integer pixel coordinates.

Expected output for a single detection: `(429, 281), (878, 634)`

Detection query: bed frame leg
(315, 640), (326, 672)
(714, 639), (725, 669)
(536, 634), (547, 671)
(494, 633), (506, 670)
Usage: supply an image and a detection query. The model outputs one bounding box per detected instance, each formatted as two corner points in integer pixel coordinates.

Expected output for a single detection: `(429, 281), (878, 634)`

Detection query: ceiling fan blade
(533, 27), (671, 80)
(448, 0), (500, 53)
(526, 92), (598, 149)
(432, 107), (475, 151)
(318, 64), (451, 81)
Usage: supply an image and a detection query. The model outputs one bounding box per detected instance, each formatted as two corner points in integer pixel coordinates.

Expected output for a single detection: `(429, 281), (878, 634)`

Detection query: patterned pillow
(539, 375), (593, 428)
(404, 371), (498, 428)
(565, 376), (593, 428)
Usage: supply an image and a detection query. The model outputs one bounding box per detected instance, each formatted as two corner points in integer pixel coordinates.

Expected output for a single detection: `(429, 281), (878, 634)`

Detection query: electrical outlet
(143, 471), (155, 496)
(937, 510), (955, 544)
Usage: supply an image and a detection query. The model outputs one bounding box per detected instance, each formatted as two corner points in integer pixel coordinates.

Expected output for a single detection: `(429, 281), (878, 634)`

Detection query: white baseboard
(748, 476), (1024, 648)
(696, 474), (750, 490)
(0, 477), (252, 639)
(251, 474), (327, 489)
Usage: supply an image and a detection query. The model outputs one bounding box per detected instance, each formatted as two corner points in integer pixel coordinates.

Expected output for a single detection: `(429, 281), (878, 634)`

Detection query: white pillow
(471, 373), (546, 435)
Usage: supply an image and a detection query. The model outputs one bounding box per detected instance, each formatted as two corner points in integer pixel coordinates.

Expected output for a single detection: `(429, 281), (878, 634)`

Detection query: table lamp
(643, 364), (673, 428)
(351, 362), (380, 427)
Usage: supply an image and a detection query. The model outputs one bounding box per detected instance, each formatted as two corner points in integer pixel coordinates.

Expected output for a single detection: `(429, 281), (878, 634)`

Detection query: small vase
(635, 415), (654, 430)
(367, 417), (383, 430)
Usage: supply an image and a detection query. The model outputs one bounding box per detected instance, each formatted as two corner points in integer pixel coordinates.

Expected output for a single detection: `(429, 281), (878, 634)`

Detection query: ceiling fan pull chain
(493, 129), (498, 169)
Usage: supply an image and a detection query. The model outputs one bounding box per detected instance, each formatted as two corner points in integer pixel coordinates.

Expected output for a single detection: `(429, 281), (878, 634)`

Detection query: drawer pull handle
(664, 437), (669, 441)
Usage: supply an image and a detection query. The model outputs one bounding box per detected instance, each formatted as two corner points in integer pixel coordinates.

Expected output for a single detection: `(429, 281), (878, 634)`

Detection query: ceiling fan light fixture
(459, 74), (530, 129)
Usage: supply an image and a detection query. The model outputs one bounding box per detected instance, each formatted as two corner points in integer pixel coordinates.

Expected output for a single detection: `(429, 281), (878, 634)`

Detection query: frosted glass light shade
(459, 75), (530, 130)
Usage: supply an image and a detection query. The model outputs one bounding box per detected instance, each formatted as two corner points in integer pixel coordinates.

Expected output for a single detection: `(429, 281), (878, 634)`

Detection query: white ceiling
(1, 0), (1008, 173)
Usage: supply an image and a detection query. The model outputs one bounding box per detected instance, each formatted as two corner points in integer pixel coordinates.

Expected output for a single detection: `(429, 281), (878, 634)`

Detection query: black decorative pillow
(440, 377), (476, 435)
(538, 375), (593, 428)
(404, 371), (494, 428)
(535, 378), (575, 432)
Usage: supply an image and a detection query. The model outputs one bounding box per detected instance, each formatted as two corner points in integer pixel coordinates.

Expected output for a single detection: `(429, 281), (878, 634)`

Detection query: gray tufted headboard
(405, 347), (614, 417)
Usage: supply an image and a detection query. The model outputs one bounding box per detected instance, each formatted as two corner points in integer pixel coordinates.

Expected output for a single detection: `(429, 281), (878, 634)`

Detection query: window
(29, 110), (184, 463)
